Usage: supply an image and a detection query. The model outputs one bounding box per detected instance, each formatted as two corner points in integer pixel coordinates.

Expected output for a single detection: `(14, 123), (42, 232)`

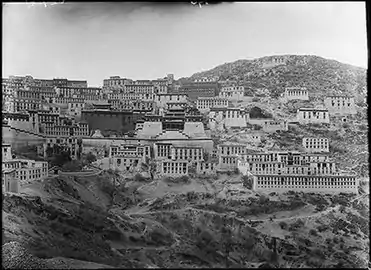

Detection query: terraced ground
(2, 170), (370, 268)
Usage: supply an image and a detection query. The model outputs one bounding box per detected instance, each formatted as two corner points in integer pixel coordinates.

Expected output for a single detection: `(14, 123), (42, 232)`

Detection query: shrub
(86, 152), (97, 164)
(317, 224), (329, 232)
(164, 175), (191, 185)
(133, 173), (149, 182)
(309, 229), (318, 236)
(279, 221), (288, 230)
(289, 219), (305, 231)
(62, 160), (83, 172)
(242, 175), (253, 190)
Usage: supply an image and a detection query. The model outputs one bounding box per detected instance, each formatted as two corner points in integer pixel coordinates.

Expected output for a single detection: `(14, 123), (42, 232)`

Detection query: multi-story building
(2, 112), (32, 131)
(196, 97), (229, 112)
(252, 174), (358, 194)
(219, 86), (244, 101)
(2, 168), (19, 193)
(103, 76), (133, 89)
(217, 142), (247, 171)
(176, 82), (219, 101)
(194, 77), (217, 83)
(237, 150), (358, 193)
(56, 86), (102, 99)
(282, 87), (309, 101)
(302, 137), (329, 153)
(2, 143), (48, 190)
(157, 160), (189, 177)
(324, 95), (357, 115)
(44, 137), (80, 159)
(209, 107), (249, 129)
(108, 143), (151, 172)
(153, 143), (204, 165)
(27, 86), (57, 101)
(262, 120), (288, 133)
(154, 93), (189, 109)
(297, 107), (330, 124)
(81, 106), (138, 136)
(121, 84), (155, 101)
(42, 121), (89, 137)
(261, 57), (287, 69)
(152, 79), (169, 94)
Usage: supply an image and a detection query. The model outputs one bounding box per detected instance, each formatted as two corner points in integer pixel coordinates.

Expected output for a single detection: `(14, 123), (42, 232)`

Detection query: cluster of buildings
(2, 142), (48, 193)
(2, 74), (361, 195)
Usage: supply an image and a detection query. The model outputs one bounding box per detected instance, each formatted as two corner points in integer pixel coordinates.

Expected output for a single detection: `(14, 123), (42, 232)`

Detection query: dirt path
(127, 193), (366, 224)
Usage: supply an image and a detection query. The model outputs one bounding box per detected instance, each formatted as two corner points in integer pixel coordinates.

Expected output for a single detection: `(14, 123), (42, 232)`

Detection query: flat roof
(256, 174), (356, 178)
(298, 108), (328, 112)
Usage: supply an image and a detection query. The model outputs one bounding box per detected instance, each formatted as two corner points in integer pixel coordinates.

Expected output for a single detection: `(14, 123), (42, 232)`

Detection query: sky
(2, 2), (368, 86)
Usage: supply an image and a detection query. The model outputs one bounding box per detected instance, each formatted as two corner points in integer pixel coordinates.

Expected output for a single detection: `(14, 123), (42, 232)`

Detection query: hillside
(2, 171), (370, 268)
(180, 55), (367, 101)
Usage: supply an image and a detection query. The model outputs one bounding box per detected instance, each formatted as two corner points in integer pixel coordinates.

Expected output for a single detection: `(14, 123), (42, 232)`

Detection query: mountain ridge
(179, 55), (367, 100)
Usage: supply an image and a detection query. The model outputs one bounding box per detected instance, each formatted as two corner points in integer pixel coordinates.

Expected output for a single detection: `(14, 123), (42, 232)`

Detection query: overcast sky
(2, 2), (367, 86)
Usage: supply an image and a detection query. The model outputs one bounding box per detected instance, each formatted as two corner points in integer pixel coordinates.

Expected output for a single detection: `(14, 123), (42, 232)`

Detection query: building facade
(297, 108), (330, 124)
(253, 174), (358, 194)
(324, 96), (357, 115)
(283, 87), (309, 101)
(219, 86), (244, 101)
(196, 97), (229, 112)
(302, 137), (329, 153)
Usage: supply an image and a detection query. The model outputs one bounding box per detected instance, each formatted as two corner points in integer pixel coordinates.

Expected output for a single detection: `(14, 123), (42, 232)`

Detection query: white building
(194, 77), (217, 83)
(262, 120), (288, 133)
(2, 144), (48, 189)
(154, 93), (189, 109)
(219, 86), (244, 101)
(302, 137), (329, 153)
(261, 57), (287, 69)
(196, 97), (229, 112)
(108, 143), (151, 172)
(297, 108), (330, 124)
(253, 174), (358, 194)
(44, 137), (81, 159)
(237, 150), (358, 194)
(282, 87), (309, 101)
(209, 108), (248, 129)
(324, 96), (357, 115)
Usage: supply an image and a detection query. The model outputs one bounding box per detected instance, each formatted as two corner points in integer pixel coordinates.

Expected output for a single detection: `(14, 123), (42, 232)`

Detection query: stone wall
(2, 126), (45, 150)
(81, 111), (136, 135)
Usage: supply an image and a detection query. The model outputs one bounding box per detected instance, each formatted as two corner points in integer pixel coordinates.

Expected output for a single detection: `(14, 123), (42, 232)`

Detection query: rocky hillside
(2, 171), (370, 269)
(180, 55), (367, 101)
